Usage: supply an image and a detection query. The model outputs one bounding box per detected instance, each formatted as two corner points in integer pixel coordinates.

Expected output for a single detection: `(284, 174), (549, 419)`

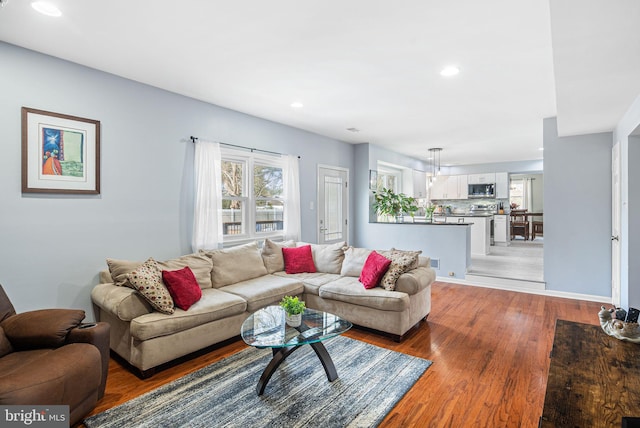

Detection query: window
(376, 163), (402, 192)
(221, 149), (284, 241)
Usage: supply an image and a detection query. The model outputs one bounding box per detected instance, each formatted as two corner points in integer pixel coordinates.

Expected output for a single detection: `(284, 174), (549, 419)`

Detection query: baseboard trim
(436, 275), (611, 304)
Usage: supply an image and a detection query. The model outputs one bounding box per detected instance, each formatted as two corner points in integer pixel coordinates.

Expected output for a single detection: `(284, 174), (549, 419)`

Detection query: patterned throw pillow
(126, 258), (175, 315)
(379, 250), (420, 291)
(359, 251), (392, 289)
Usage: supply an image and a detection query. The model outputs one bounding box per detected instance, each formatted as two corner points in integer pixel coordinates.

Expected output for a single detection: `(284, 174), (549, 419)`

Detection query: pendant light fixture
(428, 148), (442, 184)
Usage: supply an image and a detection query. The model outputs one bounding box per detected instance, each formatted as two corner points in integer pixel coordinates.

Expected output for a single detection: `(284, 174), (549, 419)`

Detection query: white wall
(0, 42), (354, 317)
(543, 117), (612, 297)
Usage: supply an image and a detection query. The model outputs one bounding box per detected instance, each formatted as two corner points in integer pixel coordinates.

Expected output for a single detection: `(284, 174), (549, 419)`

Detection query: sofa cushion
(201, 242), (269, 288)
(130, 288), (247, 341)
(126, 258), (175, 315)
(162, 267), (202, 311)
(261, 239), (295, 274)
(283, 245), (316, 274)
(378, 250), (421, 291)
(388, 248), (422, 270)
(318, 277), (409, 312)
(273, 271), (341, 296)
(340, 247), (373, 277)
(307, 241), (346, 274)
(1, 309), (85, 350)
(220, 275), (304, 312)
(359, 251), (392, 289)
(106, 253), (213, 289)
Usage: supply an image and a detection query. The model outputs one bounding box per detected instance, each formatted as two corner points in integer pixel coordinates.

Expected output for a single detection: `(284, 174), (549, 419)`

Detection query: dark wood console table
(540, 320), (640, 427)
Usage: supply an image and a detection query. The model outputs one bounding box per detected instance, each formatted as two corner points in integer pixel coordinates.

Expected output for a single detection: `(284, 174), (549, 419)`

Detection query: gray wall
(0, 42), (354, 316)
(543, 117), (612, 296)
(614, 92), (640, 309)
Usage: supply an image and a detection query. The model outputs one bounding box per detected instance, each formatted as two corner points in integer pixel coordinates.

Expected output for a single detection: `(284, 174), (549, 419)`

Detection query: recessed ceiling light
(440, 66), (460, 77)
(31, 2), (62, 17)
(538, 147), (544, 151)
(290, 102), (303, 108)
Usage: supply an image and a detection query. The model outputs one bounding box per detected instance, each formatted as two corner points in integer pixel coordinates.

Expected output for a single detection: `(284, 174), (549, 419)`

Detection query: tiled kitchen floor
(468, 238), (544, 283)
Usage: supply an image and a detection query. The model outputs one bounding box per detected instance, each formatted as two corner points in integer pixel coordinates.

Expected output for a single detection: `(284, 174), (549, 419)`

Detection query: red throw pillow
(162, 267), (202, 310)
(282, 245), (316, 274)
(359, 251), (392, 289)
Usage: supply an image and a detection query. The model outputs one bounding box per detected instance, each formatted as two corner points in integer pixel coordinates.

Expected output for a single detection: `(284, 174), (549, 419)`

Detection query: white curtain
(192, 140), (222, 252)
(283, 155), (301, 241)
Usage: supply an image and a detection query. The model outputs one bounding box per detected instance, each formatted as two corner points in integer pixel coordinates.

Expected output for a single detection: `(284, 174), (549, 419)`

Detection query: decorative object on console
(22, 107), (100, 194)
(279, 295), (305, 327)
(598, 306), (640, 343)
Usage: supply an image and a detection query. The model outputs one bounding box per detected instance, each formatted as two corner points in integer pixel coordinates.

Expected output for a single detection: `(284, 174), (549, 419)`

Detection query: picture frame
(22, 107), (100, 194)
(369, 169), (378, 190)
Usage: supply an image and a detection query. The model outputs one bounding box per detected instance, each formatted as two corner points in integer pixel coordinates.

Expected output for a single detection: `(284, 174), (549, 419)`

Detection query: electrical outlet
(448, 272), (455, 277)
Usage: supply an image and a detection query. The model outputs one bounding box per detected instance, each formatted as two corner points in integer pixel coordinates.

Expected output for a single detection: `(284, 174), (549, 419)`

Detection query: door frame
(612, 142), (622, 306)
(317, 164), (349, 244)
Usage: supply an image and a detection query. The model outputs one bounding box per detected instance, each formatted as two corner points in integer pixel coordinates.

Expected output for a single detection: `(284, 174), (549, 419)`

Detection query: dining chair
(510, 210), (529, 240)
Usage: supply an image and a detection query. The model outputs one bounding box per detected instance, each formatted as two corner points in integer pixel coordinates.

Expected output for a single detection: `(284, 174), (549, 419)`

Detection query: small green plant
(425, 203), (436, 219)
(279, 295), (306, 315)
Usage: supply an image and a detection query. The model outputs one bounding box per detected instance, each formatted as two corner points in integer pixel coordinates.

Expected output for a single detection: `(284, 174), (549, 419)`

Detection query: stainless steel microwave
(468, 183), (495, 198)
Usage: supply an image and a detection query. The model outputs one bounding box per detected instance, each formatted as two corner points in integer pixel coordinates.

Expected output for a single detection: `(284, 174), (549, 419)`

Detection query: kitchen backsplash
(417, 198), (510, 215)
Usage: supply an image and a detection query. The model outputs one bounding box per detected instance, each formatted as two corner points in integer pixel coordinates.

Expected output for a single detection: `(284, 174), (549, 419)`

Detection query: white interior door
(318, 166), (348, 244)
(612, 142), (621, 306)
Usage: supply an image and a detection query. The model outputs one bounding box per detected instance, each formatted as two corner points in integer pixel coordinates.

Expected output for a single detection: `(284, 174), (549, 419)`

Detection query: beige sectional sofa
(91, 240), (435, 377)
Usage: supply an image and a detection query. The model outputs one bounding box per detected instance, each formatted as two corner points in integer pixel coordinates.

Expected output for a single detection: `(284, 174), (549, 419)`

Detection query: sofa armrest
(91, 283), (152, 322)
(395, 267), (436, 295)
(66, 322), (110, 400)
(0, 309), (85, 349)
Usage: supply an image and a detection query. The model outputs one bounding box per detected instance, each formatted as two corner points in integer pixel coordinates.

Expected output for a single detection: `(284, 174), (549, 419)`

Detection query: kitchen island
(433, 214), (493, 256)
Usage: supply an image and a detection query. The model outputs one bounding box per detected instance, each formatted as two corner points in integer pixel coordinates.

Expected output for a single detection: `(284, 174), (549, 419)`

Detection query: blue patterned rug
(84, 336), (432, 428)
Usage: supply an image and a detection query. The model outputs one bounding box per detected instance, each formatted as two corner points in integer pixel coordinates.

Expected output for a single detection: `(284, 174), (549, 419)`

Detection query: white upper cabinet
(430, 175), (468, 200)
(496, 172), (509, 199)
(412, 170), (427, 198)
(468, 173), (496, 184)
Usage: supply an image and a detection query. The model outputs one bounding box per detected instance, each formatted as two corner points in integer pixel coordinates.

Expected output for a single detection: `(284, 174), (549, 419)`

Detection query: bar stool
(532, 220), (543, 240)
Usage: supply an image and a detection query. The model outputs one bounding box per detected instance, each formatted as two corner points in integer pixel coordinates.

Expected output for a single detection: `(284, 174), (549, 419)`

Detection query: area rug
(84, 336), (432, 428)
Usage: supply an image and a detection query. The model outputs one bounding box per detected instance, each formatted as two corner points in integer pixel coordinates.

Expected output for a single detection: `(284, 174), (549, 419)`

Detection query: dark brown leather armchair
(0, 284), (110, 426)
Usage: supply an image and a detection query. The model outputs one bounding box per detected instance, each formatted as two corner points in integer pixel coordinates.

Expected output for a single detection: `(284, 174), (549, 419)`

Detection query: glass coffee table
(241, 306), (352, 395)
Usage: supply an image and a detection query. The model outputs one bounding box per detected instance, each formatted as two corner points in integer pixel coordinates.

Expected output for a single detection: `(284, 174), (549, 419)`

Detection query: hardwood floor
(82, 282), (607, 428)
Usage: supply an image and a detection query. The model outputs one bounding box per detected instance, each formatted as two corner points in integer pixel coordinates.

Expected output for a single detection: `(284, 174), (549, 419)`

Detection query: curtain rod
(190, 136), (299, 158)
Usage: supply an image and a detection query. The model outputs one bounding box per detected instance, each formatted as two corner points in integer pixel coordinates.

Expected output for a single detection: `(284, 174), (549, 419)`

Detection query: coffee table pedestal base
(257, 341), (338, 396)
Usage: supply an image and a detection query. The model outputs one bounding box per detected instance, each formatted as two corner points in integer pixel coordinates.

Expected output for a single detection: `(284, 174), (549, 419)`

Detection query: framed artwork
(369, 169), (377, 190)
(22, 107), (100, 194)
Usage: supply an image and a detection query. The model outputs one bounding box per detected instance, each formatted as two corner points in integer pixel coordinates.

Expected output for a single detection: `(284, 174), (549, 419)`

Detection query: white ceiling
(0, 0), (638, 166)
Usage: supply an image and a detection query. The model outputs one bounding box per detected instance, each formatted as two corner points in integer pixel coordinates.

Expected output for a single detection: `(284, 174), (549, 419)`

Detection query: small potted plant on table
(280, 295), (306, 327)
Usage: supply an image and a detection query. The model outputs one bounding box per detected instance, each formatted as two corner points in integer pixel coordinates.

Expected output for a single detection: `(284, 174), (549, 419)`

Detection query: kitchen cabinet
(443, 215), (491, 255)
(496, 172), (509, 199)
(494, 214), (510, 245)
(412, 170), (427, 198)
(431, 175), (467, 200)
(468, 173), (496, 184)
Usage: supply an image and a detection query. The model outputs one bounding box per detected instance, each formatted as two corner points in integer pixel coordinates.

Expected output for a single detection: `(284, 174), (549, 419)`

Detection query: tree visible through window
(221, 151), (284, 239)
